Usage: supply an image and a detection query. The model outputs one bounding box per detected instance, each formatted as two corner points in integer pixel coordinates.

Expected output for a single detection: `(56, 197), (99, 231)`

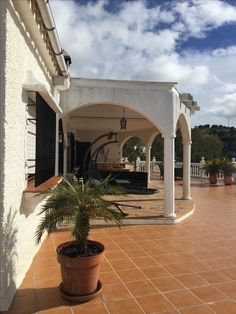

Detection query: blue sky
(50, 0), (236, 127)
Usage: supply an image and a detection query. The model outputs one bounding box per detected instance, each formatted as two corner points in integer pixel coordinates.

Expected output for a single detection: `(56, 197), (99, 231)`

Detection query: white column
(136, 157), (141, 171)
(54, 113), (59, 176)
(63, 133), (68, 177)
(163, 135), (176, 218)
(53, 88), (60, 177)
(183, 141), (191, 200)
(146, 145), (151, 183)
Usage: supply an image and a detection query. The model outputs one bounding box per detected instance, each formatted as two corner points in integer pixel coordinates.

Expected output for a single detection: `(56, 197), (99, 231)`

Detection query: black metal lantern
(120, 109), (127, 130)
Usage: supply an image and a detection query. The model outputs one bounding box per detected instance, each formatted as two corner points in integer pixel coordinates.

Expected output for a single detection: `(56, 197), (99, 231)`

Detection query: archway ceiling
(68, 104), (155, 133)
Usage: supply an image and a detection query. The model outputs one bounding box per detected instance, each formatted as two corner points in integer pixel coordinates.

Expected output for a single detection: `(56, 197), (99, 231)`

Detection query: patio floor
(100, 179), (194, 223)
(3, 179), (236, 314)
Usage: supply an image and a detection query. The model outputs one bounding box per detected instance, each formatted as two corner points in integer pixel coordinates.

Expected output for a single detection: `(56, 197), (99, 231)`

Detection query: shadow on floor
(3, 286), (90, 314)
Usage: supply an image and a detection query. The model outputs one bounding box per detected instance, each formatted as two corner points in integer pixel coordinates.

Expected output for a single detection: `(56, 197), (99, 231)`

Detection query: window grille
(26, 92), (56, 187)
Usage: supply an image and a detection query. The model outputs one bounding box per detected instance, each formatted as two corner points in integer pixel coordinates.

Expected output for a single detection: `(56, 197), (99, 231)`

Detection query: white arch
(61, 101), (165, 136)
(119, 135), (144, 157)
(175, 113), (191, 200)
(146, 131), (160, 148)
(59, 78), (177, 137)
(119, 135), (133, 156)
(175, 112), (191, 143)
(59, 78), (195, 217)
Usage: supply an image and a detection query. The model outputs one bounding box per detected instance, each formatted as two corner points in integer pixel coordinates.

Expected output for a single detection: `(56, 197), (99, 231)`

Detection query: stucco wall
(0, 1), (7, 308)
(91, 141), (120, 162)
(0, 2), (52, 310)
(60, 78), (177, 137)
(172, 87), (191, 142)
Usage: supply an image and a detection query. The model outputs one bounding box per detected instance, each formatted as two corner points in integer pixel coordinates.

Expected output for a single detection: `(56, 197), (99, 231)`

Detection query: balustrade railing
(133, 157), (236, 180)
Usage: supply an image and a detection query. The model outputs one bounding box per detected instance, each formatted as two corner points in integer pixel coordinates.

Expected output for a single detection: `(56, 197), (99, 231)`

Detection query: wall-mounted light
(59, 133), (63, 143)
(120, 109), (127, 130)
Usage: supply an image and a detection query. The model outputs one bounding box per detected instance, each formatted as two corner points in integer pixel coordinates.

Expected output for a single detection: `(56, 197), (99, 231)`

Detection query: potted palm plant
(203, 159), (221, 185)
(220, 159), (235, 185)
(35, 176), (122, 302)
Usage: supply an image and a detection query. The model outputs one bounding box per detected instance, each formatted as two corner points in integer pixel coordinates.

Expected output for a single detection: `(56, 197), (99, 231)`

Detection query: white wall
(60, 78), (177, 137)
(0, 2), (53, 310)
(0, 1), (7, 309)
(91, 141), (120, 162)
(172, 87), (191, 142)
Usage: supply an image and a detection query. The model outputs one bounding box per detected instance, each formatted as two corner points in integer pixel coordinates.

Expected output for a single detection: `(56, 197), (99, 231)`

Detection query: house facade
(0, 0), (198, 310)
(0, 0), (70, 310)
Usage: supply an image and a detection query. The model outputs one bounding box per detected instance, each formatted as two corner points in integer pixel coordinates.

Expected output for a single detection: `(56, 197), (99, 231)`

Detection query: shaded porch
(58, 78), (198, 218)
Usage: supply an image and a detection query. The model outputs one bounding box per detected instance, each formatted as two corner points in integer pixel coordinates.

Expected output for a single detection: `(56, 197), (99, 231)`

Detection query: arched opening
(56, 91), (193, 217)
(175, 113), (191, 199)
(59, 103), (158, 177)
(151, 134), (164, 162)
(176, 113), (191, 144)
(122, 136), (145, 164)
(150, 125), (187, 181)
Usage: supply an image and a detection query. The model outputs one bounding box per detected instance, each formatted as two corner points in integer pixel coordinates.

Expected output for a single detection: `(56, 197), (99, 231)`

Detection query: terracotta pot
(224, 175), (234, 185)
(209, 175), (217, 185)
(57, 240), (105, 300)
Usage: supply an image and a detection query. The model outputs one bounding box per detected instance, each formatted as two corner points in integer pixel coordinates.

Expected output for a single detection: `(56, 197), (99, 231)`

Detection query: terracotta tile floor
(102, 179), (194, 220)
(3, 179), (236, 314)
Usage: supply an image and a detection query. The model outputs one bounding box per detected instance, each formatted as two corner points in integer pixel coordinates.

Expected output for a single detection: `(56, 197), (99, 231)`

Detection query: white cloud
(50, 0), (236, 126)
(207, 93), (236, 118)
(173, 0), (236, 38)
(212, 45), (236, 57)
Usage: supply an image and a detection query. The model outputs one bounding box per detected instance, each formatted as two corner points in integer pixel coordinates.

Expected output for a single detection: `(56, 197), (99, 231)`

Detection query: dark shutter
(75, 141), (79, 167)
(69, 133), (75, 172)
(58, 119), (64, 175)
(35, 93), (56, 186)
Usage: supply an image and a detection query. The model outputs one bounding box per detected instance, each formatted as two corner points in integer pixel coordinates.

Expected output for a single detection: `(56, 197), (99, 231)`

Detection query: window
(26, 95), (36, 180)
(26, 92), (56, 187)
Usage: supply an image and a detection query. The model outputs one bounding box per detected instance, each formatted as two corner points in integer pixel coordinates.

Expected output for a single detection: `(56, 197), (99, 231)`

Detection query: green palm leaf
(35, 176), (123, 254)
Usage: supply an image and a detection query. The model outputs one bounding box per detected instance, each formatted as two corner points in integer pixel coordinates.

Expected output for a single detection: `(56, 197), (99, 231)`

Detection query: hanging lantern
(120, 109), (127, 130)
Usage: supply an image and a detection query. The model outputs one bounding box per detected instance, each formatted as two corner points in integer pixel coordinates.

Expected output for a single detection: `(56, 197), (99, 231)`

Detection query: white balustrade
(135, 156), (236, 181)
(136, 157), (160, 173)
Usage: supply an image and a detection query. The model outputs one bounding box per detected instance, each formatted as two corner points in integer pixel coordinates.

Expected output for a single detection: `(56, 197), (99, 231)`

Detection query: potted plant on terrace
(203, 159), (221, 185)
(220, 159), (235, 185)
(35, 176), (122, 302)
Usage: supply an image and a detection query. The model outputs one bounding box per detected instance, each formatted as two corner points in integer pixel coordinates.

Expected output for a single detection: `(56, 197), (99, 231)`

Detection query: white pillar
(53, 88), (60, 177)
(183, 141), (191, 200)
(63, 133), (68, 177)
(136, 157), (141, 171)
(146, 145), (151, 183)
(55, 113), (59, 176)
(163, 136), (176, 218)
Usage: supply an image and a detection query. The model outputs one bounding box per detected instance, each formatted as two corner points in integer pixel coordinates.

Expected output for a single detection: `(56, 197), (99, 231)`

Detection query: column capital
(162, 133), (176, 139)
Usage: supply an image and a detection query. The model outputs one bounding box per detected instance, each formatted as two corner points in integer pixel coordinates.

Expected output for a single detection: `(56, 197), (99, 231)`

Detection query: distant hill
(191, 125), (236, 162)
(123, 125), (236, 163)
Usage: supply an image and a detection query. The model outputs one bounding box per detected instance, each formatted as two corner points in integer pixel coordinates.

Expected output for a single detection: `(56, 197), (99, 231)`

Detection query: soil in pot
(59, 241), (103, 257)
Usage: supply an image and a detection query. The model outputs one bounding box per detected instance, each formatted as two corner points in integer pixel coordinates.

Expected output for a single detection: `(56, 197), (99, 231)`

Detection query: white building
(0, 0), (199, 310)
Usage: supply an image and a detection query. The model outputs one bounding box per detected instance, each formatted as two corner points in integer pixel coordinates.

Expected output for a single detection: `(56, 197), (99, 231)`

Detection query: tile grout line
(103, 230), (160, 313)
(104, 230), (182, 313)
(104, 228), (233, 313)
(46, 228), (234, 313)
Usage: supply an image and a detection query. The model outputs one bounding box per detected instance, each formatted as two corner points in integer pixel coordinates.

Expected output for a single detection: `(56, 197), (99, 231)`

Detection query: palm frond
(35, 175), (124, 254)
